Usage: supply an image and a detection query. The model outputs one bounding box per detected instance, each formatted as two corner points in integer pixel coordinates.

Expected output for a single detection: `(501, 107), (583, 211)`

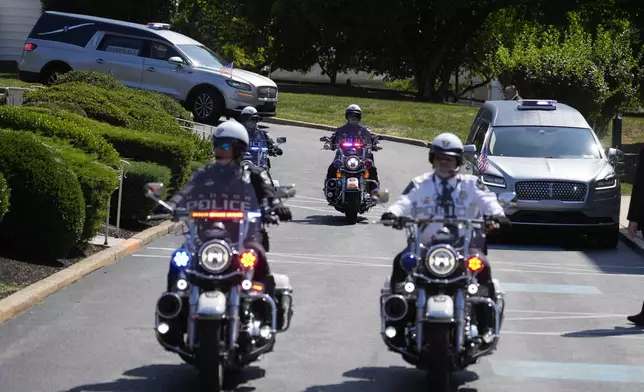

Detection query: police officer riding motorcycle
(164, 120), (292, 297)
(380, 132), (512, 338)
(324, 104), (381, 197)
(240, 106), (283, 170)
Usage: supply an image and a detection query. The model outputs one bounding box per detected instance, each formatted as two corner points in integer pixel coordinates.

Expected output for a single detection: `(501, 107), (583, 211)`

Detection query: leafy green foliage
(112, 161), (171, 223)
(0, 130), (85, 259)
(0, 171), (9, 222)
(491, 13), (641, 135)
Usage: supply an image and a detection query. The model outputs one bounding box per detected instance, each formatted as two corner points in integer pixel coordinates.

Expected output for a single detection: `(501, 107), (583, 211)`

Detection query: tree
(491, 13), (641, 136)
(171, 0), (273, 71)
(269, 0), (367, 84)
(41, 0), (177, 24)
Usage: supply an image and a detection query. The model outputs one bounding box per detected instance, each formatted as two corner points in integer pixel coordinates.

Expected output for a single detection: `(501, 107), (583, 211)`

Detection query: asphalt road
(1, 123), (644, 392)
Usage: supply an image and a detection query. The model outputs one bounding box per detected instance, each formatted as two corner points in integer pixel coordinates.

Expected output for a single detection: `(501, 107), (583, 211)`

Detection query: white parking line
(505, 315), (626, 321)
(502, 330), (644, 340)
(496, 267), (644, 279)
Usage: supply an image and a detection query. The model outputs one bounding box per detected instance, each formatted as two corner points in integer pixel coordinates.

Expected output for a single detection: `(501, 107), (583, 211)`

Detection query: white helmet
(345, 104), (362, 120)
(212, 120), (249, 160)
(240, 106), (260, 122)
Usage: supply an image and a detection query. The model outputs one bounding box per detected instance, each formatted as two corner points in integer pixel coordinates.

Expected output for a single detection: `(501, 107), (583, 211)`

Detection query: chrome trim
(228, 286), (240, 351)
(244, 291), (278, 333)
(185, 269), (244, 280)
(277, 291), (294, 332)
(154, 313), (194, 358)
(381, 332), (420, 361)
(187, 285), (199, 349)
(416, 288), (426, 352)
(198, 239), (233, 274)
(469, 297), (501, 339)
(412, 273), (468, 285)
(455, 290), (465, 352)
(424, 244), (459, 278)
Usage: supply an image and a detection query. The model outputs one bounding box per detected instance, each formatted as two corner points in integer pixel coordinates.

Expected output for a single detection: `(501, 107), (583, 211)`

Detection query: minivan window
(488, 126), (602, 159)
(97, 35), (144, 56)
(177, 44), (227, 68)
(148, 42), (180, 61)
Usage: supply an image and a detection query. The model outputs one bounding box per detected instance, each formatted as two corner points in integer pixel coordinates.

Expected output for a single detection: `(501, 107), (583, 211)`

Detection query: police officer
(324, 104), (381, 195)
(380, 132), (511, 339)
(165, 120), (292, 295)
(240, 106), (282, 161)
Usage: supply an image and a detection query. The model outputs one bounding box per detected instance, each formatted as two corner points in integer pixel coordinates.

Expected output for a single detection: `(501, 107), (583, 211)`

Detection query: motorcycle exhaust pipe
(156, 292), (183, 319)
(382, 294), (408, 321)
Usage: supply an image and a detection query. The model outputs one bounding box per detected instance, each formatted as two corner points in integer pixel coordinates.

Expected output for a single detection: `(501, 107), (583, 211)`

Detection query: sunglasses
(213, 142), (233, 150)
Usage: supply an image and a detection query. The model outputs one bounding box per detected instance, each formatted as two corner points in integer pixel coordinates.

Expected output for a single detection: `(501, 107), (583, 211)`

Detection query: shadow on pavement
(291, 214), (371, 226)
(562, 325), (644, 338)
(303, 366), (479, 392)
(63, 363), (265, 392)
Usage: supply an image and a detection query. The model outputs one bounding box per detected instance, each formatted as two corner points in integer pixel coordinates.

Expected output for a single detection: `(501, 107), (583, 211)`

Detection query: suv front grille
(515, 181), (587, 202)
(258, 86), (277, 98)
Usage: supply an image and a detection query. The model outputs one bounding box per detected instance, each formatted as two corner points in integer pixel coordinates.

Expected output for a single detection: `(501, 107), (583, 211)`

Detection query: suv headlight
(481, 174), (506, 188)
(596, 176), (617, 190)
(226, 80), (252, 91)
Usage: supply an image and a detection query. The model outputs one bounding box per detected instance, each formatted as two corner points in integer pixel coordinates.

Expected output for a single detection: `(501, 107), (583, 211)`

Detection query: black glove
(380, 212), (402, 229)
(272, 147), (283, 156)
(493, 214), (512, 227)
(275, 205), (292, 221)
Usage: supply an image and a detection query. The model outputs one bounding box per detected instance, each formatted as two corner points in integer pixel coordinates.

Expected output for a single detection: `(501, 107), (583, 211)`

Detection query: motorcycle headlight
(199, 240), (232, 273)
(346, 157), (360, 170)
(424, 245), (458, 278)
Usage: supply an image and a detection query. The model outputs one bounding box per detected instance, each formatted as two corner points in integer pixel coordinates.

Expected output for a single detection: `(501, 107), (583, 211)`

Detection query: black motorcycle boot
(627, 301), (644, 326)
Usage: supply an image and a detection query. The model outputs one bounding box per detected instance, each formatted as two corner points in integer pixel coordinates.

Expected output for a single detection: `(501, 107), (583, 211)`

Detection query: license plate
(347, 177), (359, 188)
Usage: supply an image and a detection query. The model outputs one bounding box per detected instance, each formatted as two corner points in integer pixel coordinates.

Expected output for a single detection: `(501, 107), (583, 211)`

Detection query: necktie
(440, 178), (455, 217)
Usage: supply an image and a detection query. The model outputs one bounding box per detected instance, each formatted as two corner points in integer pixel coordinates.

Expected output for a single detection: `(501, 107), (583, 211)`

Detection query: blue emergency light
(517, 99), (557, 111)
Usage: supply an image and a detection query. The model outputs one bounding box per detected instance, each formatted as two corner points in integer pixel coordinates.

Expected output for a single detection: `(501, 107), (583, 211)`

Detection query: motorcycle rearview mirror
(276, 137), (287, 144)
(323, 142), (332, 150)
(145, 182), (165, 200)
(497, 192), (517, 208)
(463, 144), (477, 155)
(371, 189), (390, 204)
(319, 136), (330, 142)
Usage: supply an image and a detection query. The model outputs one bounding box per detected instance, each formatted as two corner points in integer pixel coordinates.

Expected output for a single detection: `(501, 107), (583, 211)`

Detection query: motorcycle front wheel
(425, 323), (453, 392)
(197, 321), (224, 392)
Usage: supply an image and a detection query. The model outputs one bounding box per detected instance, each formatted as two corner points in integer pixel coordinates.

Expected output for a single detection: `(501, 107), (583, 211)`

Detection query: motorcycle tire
(425, 324), (453, 392)
(344, 193), (360, 224)
(197, 321), (224, 392)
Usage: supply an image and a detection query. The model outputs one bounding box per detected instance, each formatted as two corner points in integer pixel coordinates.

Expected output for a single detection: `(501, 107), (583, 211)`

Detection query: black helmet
(429, 133), (464, 166)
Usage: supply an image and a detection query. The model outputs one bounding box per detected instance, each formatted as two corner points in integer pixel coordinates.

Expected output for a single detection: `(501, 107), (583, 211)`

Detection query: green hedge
(0, 171), (9, 222)
(23, 100), (88, 117)
(37, 136), (119, 243)
(15, 107), (194, 190)
(112, 161), (171, 223)
(0, 129), (85, 259)
(0, 106), (120, 168)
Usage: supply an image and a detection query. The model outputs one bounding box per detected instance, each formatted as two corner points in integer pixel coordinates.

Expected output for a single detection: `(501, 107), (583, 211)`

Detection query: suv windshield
(177, 44), (227, 68)
(488, 126), (602, 159)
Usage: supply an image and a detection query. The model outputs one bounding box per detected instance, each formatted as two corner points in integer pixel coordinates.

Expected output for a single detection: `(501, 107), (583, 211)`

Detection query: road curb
(262, 117), (429, 148)
(0, 220), (182, 323)
(618, 228), (644, 256)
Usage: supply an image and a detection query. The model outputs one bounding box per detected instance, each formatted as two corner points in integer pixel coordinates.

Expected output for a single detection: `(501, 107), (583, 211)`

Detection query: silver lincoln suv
(463, 99), (623, 249)
(17, 11), (278, 124)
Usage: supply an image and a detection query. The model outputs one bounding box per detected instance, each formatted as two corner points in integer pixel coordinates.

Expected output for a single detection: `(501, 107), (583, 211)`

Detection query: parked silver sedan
(463, 99), (623, 248)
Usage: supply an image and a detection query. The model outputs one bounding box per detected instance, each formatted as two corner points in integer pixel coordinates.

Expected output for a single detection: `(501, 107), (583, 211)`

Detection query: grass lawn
(0, 72), (41, 88)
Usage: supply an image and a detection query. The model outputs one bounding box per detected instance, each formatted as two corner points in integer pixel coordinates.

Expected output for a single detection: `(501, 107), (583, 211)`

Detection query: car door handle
(96, 58), (104, 64)
(146, 67), (156, 72)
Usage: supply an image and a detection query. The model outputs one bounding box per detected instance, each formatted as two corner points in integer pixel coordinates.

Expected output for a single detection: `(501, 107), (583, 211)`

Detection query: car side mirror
(607, 148), (624, 166)
(145, 182), (165, 199)
(371, 189), (390, 204)
(276, 137), (286, 144)
(168, 56), (185, 66)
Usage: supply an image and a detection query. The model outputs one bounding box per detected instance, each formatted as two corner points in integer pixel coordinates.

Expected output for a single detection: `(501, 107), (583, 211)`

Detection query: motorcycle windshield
(247, 137), (269, 166)
(179, 165), (262, 245)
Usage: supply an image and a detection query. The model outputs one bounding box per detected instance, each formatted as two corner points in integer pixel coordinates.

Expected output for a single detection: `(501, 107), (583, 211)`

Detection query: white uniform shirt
(387, 172), (505, 244)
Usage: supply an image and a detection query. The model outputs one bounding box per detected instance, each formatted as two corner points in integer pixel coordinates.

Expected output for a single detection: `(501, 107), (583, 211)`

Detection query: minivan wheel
(191, 87), (223, 125)
(41, 65), (70, 85)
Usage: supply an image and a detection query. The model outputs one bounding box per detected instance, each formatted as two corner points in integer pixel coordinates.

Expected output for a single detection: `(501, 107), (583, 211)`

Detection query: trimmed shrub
(112, 161), (172, 223)
(0, 171), (9, 222)
(37, 136), (119, 243)
(0, 106), (120, 167)
(0, 129), (85, 259)
(23, 81), (212, 161)
(53, 70), (127, 92)
(19, 108), (195, 189)
(23, 100), (88, 117)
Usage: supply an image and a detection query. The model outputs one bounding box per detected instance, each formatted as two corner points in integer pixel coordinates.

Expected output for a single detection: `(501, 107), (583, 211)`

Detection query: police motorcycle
(241, 136), (287, 189)
(371, 189), (516, 391)
(144, 167), (296, 391)
(320, 134), (383, 223)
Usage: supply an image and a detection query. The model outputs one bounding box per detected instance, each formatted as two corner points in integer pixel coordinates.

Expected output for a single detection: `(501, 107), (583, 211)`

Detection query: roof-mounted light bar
(517, 99), (557, 111)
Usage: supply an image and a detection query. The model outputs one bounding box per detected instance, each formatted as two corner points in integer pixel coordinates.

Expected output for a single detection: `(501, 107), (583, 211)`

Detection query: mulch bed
(0, 221), (159, 300)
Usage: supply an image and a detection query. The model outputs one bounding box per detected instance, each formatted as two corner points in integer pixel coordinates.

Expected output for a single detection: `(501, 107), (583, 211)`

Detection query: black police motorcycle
(145, 166), (296, 391)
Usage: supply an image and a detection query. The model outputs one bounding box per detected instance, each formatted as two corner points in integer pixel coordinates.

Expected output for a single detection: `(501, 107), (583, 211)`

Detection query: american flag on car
(477, 143), (489, 172)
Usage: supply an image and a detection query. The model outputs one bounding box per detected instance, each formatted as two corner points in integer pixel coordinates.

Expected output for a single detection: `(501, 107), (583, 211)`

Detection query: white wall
(0, 0), (41, 63)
